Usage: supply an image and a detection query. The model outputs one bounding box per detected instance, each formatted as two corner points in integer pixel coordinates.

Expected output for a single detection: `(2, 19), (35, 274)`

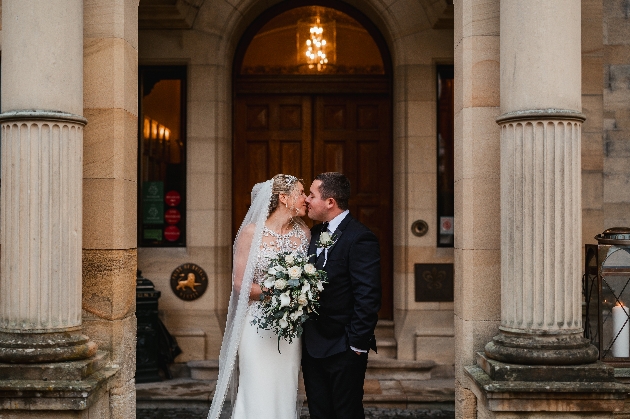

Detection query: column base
(0, 330), (97, 363)
(485, 329), (598, 365)
(0, 351), (118, 412)
(465, 353), (628, 414)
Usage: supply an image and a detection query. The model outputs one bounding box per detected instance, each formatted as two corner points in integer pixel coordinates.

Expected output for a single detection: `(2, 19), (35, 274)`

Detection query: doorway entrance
(232, 4), (393, 318)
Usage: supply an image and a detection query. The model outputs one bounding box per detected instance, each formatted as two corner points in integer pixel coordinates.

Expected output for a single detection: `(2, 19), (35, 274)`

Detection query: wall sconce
(143, 118), (151, 139)
(151, 120), (158, 140)
(584, 227), (630, 364)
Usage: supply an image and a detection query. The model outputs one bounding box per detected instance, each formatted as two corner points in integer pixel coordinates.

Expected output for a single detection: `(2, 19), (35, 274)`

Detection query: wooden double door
(233, 94), (393, 319)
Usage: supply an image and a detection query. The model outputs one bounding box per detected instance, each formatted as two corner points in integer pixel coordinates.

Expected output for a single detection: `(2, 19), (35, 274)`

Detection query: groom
(302, 172), (382, 419)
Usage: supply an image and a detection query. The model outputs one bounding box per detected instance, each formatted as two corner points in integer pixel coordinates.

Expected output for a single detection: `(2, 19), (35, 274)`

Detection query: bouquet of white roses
(251, 252), (327, 346)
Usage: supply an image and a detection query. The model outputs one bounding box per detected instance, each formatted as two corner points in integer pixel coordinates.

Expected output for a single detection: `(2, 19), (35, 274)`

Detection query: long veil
(207, 180), (273, 419)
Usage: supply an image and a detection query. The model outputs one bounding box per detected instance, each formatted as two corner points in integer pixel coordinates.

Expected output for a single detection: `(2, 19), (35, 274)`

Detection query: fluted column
(484, 0), (598, 364)
(0, 0), (96, 362)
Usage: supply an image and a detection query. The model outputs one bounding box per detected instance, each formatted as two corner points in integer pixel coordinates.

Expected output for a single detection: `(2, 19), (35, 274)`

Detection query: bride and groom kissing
(208, 172), (382, 419)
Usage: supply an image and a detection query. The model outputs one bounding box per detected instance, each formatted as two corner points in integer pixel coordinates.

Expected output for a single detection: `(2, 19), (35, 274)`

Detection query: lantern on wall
(584, 227), (630, 364)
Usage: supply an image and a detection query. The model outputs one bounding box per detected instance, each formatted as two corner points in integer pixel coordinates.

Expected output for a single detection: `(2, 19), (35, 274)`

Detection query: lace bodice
(252, 223), (309, 285)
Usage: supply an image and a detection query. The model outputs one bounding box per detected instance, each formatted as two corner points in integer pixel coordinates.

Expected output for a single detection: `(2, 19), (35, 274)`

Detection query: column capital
(0, 110), (87, 125)
(496, 109), (585, 125)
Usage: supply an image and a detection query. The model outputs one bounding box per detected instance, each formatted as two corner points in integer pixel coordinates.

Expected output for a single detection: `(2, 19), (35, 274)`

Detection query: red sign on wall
(165, 190), (181, 207)
(165, 208), (181, 225)
(164, 225), (181, 242)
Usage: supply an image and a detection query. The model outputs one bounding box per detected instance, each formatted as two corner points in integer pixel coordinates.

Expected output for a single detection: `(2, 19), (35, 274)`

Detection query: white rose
(297, 294), (308, 306)
(320, 231), (331, 245)
(263, 277), (275, 289)
(279, 292), (291, 307)
(268, 267), (277, 275)
(290, 307), (304, 321)
(288, 266), (302, 280)
(316, 281), (324, 291)
(284, 254), (295, 265)
(274, 279), (287, 290)
(274, 265), (286, 273)
(301, 282), (311, 293)
(304, 264), (316, 275)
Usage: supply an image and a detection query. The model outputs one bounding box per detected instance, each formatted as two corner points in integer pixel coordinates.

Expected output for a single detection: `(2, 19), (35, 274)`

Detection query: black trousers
(302, 348), (368, 419)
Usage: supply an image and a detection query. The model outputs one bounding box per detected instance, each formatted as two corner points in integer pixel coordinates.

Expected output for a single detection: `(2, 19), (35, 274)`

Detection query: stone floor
(136, 371), (456, 418)
(137, 406), (455, 419)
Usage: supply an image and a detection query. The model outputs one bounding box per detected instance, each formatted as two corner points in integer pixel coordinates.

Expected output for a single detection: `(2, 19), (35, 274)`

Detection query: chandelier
(306, 18), (328, 70)
(297, 16), (336, 72)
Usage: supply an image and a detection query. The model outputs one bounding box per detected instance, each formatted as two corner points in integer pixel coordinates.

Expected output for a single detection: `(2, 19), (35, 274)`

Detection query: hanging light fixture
(297, 15), (335, 72)
(306, 18), (328, 70)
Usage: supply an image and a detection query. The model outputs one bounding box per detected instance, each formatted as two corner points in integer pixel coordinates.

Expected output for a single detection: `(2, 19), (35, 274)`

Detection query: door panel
(234, 95), (312, 236)
(234, 94), (392, 319)
(314, 96), (393, 319)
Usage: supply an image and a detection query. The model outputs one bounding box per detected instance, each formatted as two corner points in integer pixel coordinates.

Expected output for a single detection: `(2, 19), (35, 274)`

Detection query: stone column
(0, 0), (96, 362)
(484, 0), (597, 364)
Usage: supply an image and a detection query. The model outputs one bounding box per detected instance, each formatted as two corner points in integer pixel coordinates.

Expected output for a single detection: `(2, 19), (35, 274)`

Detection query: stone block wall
(582, 0), (605, 245)
(453, 0), (501, 416)
(82, 0), (139, 417)
(603, 0), (630, 231)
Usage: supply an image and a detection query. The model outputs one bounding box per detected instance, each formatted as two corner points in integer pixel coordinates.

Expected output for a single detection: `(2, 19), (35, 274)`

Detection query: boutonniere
(317, 230), (338, 250)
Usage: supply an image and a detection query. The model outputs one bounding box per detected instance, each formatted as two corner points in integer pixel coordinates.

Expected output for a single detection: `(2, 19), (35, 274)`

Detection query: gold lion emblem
(176, 272), (202, 291)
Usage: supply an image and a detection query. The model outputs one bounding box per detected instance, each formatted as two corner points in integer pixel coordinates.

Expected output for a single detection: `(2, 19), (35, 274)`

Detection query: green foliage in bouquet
(251, 251), (327, 349)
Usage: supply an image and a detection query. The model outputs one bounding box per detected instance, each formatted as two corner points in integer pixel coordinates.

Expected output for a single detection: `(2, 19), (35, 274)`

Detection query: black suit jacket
(303, 214), (381, 358)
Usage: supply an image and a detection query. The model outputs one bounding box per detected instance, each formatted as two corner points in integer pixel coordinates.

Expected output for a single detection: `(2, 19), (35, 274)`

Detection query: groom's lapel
(326, 213), (352, 257)
(308, 224), (322, 262)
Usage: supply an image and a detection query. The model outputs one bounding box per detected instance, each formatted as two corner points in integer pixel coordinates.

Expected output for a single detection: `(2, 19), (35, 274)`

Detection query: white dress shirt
(316, 210), (349, 257)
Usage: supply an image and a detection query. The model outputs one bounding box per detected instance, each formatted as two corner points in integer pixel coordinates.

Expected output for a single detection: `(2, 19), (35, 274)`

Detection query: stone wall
(582, 0), (605, 245)
(453, 0), (501, 416)
(82, 0), (140, 416)
(603, 0), (630, 231)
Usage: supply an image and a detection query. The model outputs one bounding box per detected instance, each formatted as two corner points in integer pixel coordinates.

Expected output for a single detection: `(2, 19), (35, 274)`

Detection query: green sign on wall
(142, 181), (164, 224)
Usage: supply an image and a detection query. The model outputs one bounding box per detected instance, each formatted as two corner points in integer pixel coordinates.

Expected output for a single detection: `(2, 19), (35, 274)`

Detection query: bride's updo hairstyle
(268, 174), (303, 215)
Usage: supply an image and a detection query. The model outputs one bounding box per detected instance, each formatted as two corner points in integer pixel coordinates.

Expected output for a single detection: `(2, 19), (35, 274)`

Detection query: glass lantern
(584, 227), (630, 365)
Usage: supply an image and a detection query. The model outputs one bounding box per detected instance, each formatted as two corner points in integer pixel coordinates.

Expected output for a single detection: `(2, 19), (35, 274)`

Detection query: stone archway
(138, 0), (454, 362)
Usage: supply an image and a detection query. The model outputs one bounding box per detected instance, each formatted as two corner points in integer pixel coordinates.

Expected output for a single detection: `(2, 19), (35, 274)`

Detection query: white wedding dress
(231, 224), (309, 419)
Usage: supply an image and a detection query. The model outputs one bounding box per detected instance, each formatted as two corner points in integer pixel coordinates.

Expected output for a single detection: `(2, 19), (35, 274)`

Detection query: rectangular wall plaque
(415, 263), (454, 302)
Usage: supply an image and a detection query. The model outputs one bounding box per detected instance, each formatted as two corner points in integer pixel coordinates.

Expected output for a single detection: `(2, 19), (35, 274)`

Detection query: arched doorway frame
(231, 0), (395, 318)
(204, 0), (453, 354)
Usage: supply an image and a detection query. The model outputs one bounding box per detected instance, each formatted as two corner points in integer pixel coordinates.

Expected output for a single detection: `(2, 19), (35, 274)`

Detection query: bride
(207, 174), (310, 419)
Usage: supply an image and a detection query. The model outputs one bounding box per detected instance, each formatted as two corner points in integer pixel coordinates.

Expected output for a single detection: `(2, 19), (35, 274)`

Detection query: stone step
(375, 320), (395, 339)
(187, 356), (437, 383)
(371, 337), (397, 359)
(0, 350), (107, 381)
(136, 375), (455, 410)
(363, 378), (455, 408)
(187, 359), (219, 381)
(366, 358), (435, 381)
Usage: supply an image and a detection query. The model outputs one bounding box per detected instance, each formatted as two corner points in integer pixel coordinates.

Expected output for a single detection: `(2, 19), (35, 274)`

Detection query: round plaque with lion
(170, 263), (208, 301)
